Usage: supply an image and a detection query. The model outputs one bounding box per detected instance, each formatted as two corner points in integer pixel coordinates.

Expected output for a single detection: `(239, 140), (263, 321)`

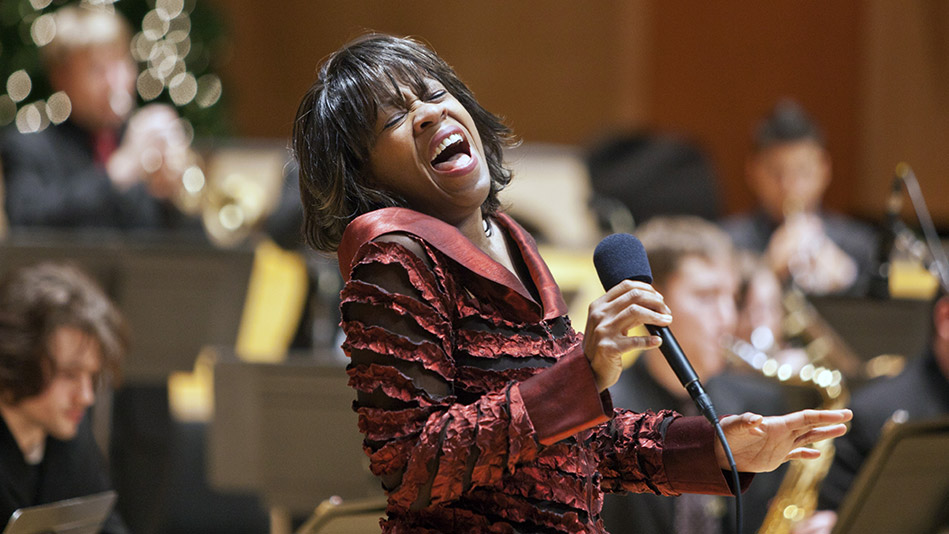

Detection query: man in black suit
(721, 100), (877, 296)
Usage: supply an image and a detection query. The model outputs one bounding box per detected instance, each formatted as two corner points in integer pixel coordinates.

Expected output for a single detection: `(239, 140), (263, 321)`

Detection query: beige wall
(210, 0), (948, 226)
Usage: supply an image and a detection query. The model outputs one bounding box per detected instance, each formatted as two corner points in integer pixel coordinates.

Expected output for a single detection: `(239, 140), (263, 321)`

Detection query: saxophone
(726, 287), (852, 534)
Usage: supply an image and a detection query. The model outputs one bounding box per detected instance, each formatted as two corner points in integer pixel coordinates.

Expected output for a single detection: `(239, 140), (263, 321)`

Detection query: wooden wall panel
(858, 0), (949, 227)
(208, 1), (947, 226)
(208, 0), (652, 146)
(646, 2), (863, 216)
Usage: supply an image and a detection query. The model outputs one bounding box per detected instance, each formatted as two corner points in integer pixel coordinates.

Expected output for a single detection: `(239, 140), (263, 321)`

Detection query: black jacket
(1, 121), (177, 230)
(0, 412), (128, 534)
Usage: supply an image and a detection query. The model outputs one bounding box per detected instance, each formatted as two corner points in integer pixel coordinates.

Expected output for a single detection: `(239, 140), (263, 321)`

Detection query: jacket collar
(338, 207), (568, 320)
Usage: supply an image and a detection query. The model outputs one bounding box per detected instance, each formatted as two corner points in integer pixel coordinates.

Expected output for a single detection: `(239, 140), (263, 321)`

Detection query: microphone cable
(688, 387), (742, 534)
(647, 326), (742, 533)
(716, 418), (742, 534)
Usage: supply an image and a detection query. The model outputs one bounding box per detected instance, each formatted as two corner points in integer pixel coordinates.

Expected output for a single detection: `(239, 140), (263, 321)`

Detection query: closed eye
(380, 86), (446, 130)
(383, 111), (407, 130)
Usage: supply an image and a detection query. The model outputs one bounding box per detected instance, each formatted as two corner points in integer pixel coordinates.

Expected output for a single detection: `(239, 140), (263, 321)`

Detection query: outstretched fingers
(793, 423), (849, 447)
(721, 409), (852, 472)
(786, 409), (853, 429)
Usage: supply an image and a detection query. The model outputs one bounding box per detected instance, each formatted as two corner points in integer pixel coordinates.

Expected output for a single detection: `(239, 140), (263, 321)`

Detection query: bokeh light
(196, 74), (222, 108)
(7, 70), (32, 103)
(142, 10), (170, 41)
(218, 203), (244, 231)
(167, 16), (191, 42)
(180, 118), (194, 144)
(30, 13), (56, 47)
(46, 91), (71, 124)
(16, 101), (46, 133)
(156, 0), (185, 21)
(182, 165), (206, 193)
(137, 69), (164, 101)
(131, 32), (151, 62)
(169, 72), (197, 106)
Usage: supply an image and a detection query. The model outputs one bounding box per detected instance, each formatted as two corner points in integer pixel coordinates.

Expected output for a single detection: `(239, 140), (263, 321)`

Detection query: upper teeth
(433, 133), (463, 160)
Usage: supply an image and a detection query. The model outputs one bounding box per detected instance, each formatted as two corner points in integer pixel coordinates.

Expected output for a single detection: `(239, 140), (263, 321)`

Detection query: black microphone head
(593, 233), (653, 290)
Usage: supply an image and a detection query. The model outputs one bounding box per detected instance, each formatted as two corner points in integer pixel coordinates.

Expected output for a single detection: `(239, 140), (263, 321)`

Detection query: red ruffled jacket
(337, 207), (747, 533)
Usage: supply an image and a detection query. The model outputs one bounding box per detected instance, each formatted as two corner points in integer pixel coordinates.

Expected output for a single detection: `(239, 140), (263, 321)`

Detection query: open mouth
(430, 132), (472, 171)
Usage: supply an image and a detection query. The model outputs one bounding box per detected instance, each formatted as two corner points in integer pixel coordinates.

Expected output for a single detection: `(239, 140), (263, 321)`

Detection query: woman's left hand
(715, 409), (852, 472)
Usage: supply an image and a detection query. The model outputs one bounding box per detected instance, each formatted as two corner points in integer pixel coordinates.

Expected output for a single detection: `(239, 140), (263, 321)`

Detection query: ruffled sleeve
(594, 410), (753, 496)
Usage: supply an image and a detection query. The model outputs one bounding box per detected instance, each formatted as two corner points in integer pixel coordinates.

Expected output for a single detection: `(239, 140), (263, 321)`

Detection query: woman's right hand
(583, 280), (671, 391)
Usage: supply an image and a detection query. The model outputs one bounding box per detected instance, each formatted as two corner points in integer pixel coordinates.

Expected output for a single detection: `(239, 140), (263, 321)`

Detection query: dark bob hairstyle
(0, 263), (128, 404)
(292, 33), (518, 252)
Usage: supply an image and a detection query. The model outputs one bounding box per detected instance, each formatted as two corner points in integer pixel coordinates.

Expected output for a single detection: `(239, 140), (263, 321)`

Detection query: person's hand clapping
(715, 408), (852, 473)
(583, 280), (671, 392)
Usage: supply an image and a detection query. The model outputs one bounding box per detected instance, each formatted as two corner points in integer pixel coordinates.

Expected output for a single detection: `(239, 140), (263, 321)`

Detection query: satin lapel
(494, 213), (569, 320)
(338, 208), (568, 319)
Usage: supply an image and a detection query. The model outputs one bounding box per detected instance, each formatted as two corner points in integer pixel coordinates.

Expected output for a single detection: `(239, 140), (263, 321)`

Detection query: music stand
(808, 295), (932, 363)
(206, 347), (383, 534)
(2, 491), (117, 534)
(832, 417), (949, 534)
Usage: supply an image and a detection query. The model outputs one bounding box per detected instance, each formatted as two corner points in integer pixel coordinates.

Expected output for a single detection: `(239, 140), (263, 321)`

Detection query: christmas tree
(0, 0), (229, 138)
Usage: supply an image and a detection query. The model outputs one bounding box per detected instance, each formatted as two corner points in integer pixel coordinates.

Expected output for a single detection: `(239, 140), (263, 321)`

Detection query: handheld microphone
(592, 233), (719, 425)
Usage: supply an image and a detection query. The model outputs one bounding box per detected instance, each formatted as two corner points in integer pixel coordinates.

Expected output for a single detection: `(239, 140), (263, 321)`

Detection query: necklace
(483, 218), (492, 238)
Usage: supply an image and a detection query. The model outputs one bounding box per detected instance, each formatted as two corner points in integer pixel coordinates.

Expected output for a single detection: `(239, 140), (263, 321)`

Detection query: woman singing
(291, 34), (851, 533)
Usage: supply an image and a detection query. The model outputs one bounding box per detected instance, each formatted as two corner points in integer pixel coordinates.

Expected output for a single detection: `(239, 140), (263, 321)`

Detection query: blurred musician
(722, 99), (877, 296)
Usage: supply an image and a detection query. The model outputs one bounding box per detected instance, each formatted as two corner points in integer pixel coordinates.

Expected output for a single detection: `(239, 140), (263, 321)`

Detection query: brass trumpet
(173, 143), (287, 247)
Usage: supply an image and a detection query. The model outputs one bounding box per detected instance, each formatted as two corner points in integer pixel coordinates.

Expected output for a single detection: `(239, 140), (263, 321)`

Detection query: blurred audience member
(0, 5), (195, 230)
(721, 100), (876, 295)
(0, 263), (128, 534)
(602, 216), (790, 534)
(793, 288), (949, 534)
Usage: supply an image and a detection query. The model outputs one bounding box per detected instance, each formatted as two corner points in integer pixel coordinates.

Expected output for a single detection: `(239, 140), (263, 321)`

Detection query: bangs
(324, 40), (447, 143)
(365, 62), (434, 112)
